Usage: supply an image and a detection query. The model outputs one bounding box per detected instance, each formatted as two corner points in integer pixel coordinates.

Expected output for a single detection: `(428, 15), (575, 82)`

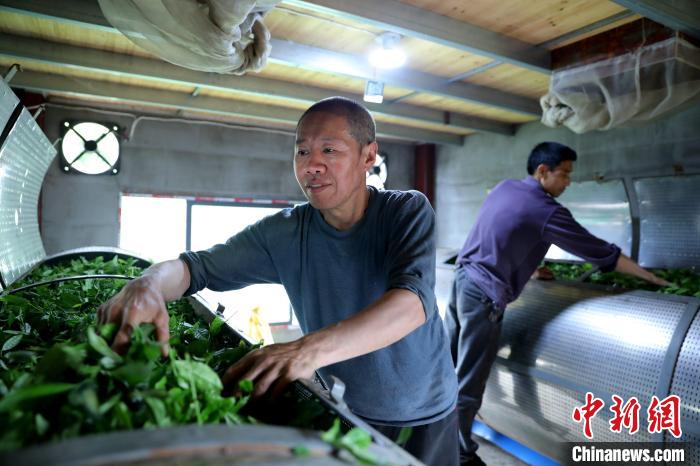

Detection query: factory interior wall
(39, 107), (415, 255)
(436, 104), (700, 250)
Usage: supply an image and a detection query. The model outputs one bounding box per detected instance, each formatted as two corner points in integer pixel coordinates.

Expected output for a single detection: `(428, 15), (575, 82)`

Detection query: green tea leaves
(209, 317), (224, 336)
(321, 419), (383, 466)
(546, 262), (700, 297)
(0, 255), (377, 464)
(2, 335), (23, 353)
(87, 327), (122, 364)
(172, 360), (223, 394)
(0, 383), (75, 413)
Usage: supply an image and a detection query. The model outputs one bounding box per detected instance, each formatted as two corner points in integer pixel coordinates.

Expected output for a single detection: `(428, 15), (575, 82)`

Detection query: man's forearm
(141, 259), (192, 302)
(300, 288), (426, 369)
(614, 254), (667, 285)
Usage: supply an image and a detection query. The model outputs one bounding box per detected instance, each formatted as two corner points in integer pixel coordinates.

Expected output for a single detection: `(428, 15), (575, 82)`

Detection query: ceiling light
(364, 80), (384, 104)
(368, 32), (406, 70)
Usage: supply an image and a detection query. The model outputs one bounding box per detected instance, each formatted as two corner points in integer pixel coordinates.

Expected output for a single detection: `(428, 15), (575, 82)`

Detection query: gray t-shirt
(180, 187), (457, 425)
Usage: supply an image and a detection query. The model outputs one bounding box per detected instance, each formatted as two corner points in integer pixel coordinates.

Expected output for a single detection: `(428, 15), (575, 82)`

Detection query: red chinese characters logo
(572, 392), (605, 439)
(609, 395), (640, 434)
(573, 393), (683, 439)
(648, 395), (682, 438)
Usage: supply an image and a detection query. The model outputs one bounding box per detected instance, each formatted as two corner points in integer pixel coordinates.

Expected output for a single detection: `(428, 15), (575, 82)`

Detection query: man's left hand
(222, 339), (317, 399)
(533, 266), (555, 280)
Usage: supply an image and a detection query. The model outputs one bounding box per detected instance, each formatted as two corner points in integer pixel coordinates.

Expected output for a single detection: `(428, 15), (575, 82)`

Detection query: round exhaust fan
(60, 121), (121, 175)
(366, 152), (387, 189)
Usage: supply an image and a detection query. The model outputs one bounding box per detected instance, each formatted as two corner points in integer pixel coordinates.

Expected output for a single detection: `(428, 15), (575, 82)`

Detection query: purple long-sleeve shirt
(457, 176), (621, 309)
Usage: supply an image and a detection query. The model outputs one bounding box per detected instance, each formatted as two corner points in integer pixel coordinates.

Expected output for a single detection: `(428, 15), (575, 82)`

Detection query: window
(119, 195), (187, 262)
(119, 194), (296, 343)
(188, 202), (294, 330)
(60, 121), (121, 175)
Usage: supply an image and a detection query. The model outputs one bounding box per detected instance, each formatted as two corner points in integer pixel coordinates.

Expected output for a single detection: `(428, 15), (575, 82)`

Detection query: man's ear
(364, 141), (378, 169)
(535, 163), (549, 178)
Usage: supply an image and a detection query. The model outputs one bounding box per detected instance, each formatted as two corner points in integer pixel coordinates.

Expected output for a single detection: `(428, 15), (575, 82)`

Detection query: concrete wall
(436, 105), (700, 249)
(40, 107), (415, 254)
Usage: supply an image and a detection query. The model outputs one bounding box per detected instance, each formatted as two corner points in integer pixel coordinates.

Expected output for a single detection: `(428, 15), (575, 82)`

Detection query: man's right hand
(615, 254), (672, 288)
(646, 273), (672, 288)
(97, 276), (171, 357)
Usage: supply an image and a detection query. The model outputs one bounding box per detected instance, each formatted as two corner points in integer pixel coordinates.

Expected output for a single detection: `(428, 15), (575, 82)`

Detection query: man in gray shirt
(98, 97), (458, 466)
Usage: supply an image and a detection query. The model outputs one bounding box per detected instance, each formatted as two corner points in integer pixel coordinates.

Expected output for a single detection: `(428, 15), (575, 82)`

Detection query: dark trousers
(370, 409), (459, 466)
(444, 267), (504, 463)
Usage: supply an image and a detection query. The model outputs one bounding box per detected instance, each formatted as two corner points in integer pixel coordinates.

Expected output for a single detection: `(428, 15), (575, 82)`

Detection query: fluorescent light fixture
(369, 32), (406, 70)
(364, 80), (384, 104)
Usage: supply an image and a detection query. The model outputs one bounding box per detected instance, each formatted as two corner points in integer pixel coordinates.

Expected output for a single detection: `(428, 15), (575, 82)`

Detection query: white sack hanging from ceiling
(98, 0), (281, 74)
(540, 36), (700, 133)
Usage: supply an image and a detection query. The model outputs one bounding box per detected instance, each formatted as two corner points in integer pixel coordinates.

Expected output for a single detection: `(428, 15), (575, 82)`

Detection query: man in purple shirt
(446, 142), (668, 466)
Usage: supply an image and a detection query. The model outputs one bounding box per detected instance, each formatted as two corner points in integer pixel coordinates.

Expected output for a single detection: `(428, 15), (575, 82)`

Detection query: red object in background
(414, 143), (435, 205)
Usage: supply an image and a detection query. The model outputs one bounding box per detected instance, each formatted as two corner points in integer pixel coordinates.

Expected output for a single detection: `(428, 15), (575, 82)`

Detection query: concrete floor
(474, 435), (531, 466)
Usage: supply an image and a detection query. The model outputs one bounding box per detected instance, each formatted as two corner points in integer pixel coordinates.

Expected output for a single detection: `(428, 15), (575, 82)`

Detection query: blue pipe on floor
(472, 420), (561, 466)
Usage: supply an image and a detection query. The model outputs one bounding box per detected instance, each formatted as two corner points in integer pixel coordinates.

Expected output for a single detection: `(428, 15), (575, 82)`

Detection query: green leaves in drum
(322, 419), (383, 465)
(0, 383), (75, 413)
(87, 327), (122, 364)
(543, 261), (700, 297)
(588, 268), (700, 297)
(172, 359), (222, 393)
(0, 254), (379, 464)
(2, 335), (23, 353)
(544, 261), (592, 281)
(0, 255), (256, 451)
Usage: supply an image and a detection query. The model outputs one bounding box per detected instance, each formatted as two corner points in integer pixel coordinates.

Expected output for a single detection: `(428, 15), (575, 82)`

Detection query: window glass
(190, 204), (294, 333)
(119, 195), (187, 262)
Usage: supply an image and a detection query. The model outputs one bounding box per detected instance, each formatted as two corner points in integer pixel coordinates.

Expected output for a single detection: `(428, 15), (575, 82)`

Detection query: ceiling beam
(269, 40), (540, 116)
(0, 0), (541, 116)
(612, 0), (699, 39)
(0, 33), (514, 136)
(538, 10), (637, 49)
(284, 0), (551, 73)
(0, 0), (113, 30)
(10, 71), (464, 145)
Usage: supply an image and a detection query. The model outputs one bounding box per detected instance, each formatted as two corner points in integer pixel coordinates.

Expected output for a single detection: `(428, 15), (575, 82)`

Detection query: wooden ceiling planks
(546, 12), (642, 49)
(265, 7), (377, 55)
(267, 5), (496, 79)
(402, 93), (537, 123)
(271, 3), (379, 37)
(397, 0), (630, 45)
(401, 36), (494, 79)
(0, 10), (150, 57)
(462, 64), (551, 99)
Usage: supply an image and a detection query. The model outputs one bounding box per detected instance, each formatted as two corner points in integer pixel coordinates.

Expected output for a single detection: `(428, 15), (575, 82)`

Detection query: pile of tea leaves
(0, 256), (385, 465)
